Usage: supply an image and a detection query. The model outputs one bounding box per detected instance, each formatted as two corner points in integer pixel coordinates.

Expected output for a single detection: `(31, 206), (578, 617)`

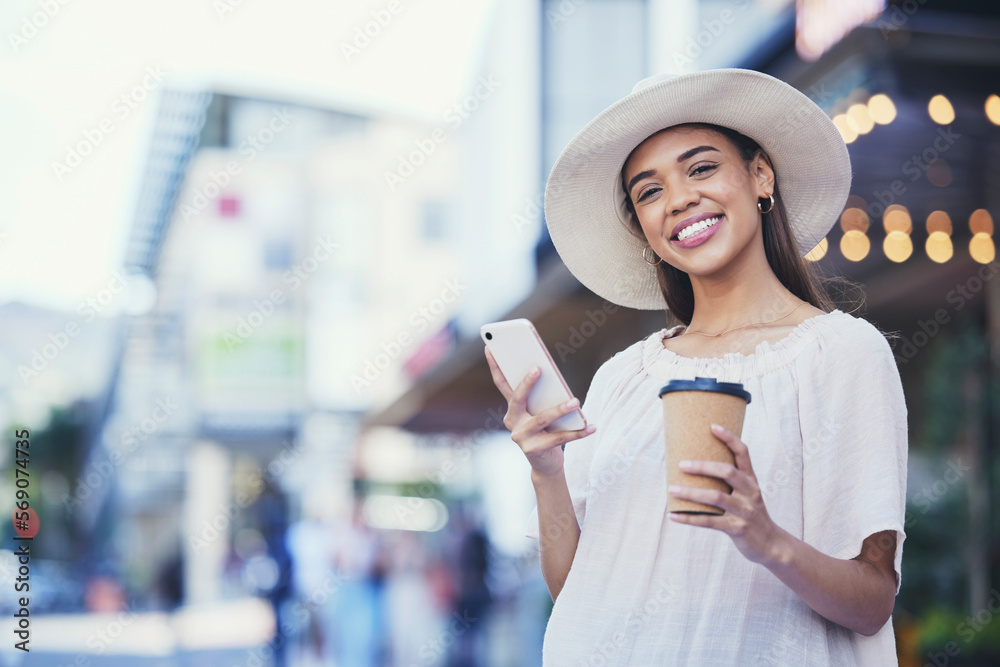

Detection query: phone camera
(484, 332), (492, 340)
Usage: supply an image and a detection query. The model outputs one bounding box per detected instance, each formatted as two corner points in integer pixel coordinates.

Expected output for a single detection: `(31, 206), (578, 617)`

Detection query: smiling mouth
(672, 215), (724, 241)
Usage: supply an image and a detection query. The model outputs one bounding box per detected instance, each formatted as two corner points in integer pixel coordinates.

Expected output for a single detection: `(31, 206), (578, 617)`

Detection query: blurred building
(66, 0), (544, 626)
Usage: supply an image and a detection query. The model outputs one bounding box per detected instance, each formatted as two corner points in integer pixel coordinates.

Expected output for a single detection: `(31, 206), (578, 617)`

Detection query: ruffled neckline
(642, 309), (845, 380)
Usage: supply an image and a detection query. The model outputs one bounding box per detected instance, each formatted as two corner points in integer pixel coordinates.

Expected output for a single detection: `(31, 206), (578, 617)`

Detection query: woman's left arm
(669, 423), (898, 637)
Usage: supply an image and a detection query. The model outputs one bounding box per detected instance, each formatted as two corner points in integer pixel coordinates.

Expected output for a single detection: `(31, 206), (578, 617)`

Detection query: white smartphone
(480, 318), (587, 434)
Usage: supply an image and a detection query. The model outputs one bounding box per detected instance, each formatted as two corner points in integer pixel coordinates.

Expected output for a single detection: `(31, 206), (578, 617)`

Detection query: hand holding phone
(480, 318), (588, 433)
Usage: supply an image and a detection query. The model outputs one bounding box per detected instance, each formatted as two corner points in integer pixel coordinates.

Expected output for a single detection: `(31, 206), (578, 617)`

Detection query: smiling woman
(486, 68), (909, 666)
(618, 121), (842, 327)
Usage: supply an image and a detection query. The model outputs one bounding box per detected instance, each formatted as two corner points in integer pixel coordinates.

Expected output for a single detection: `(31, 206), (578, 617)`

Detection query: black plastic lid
(658, 376), (751, 404)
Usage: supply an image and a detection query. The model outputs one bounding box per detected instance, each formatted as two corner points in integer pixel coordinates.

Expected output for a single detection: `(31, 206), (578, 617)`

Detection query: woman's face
(622, 125), (774, 278)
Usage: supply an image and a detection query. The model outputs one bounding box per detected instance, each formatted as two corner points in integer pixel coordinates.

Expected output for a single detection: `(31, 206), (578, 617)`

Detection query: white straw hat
(543, 68), (852, 311)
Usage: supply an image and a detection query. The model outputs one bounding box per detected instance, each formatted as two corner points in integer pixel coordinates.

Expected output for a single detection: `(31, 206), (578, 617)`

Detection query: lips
(670, 212), (725, 240)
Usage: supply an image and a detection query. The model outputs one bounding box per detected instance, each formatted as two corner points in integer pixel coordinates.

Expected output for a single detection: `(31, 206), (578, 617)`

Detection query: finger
(677, 460), (755, 496)
(528, 396), (583, 435)
(668, 512), (724, 529)
(534, 420), (596, 454)
(710, 424), (756, 478)
(483, 347), (513, 401)
(513, 396), (584, 443)
(668, 484), (740, 515)
(508, 364), (543, 416)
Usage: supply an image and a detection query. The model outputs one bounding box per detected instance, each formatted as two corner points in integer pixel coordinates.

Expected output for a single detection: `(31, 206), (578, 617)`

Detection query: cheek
(714, 177), (752, 208)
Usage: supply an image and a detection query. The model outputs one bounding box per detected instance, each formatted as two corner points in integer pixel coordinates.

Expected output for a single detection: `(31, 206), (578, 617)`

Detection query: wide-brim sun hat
(543, 68), (852, 311)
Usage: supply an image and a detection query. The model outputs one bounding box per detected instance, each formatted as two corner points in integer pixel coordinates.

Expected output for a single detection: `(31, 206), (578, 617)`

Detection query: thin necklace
(680, 301), (809, 338)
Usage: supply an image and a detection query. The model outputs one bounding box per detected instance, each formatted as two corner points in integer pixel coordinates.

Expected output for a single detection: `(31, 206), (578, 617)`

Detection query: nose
(664, 179), (699, 217)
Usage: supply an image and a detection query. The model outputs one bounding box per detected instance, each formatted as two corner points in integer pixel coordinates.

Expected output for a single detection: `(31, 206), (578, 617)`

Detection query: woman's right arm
(531, 467), (583, 601)
(485, 347), (596, 601)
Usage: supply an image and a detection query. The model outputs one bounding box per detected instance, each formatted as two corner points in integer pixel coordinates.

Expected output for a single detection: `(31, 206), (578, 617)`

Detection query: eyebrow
(626, 145), (722, 195)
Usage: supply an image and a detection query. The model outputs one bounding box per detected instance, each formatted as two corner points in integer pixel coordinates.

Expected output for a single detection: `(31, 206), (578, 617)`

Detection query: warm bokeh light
(868, 94), (897, 124)
(841, 229), (870, 261)
(986, 94), (1000, 125)
(883, 206), (913, 235)
(804, 237), (828, 262)
(832, 114), (859, 143)
(970, 233), (996, 263)
(925, 231), (953, 263)
(884, 230), (913, 263)
(970, 209), (994, 235)
(840, 207), (870, 233)
(928, 94), (956, 124)
(926, 211), (952, 236)
(926, 159), (952, 187)
(847, 103), (875, 134)
(845, 194), (868, 210)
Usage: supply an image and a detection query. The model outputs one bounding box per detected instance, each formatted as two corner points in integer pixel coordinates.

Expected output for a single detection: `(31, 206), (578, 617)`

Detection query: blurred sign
(796, 0), (886, 61)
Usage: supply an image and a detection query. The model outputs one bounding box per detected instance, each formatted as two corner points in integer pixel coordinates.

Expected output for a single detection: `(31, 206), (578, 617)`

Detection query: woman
(484, 69), (908, 665)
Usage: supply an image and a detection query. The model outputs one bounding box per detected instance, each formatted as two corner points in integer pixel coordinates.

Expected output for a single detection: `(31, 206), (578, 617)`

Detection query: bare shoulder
(788, 303), (827, 326)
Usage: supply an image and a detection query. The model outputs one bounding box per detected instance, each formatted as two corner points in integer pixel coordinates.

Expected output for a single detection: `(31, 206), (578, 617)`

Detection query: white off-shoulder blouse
(525, 308), (908, 666)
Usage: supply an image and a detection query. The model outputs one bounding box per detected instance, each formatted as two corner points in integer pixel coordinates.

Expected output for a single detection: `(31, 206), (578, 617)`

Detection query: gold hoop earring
(758, 194), (774, 214)
(642, 244), (662, 266)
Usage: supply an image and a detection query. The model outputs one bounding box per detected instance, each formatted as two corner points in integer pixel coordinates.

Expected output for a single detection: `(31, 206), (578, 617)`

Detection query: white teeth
(676, 216), (721, 241)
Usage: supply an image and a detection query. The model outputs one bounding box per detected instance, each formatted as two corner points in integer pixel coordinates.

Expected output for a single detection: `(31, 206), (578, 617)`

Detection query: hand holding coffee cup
(659, 377), (752, 514)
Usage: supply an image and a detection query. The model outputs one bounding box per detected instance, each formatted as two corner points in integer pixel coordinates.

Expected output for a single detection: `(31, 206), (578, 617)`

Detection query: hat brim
(543, 68), (852, 311)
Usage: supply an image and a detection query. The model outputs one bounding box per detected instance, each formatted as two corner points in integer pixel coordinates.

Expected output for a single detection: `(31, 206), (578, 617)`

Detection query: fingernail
(711, 423), (723, 432)
(531, 366), (541, 376)
(679, 460), (693, 470)
(563, 398), (579, 409)
(585, 424), (596, 433)
(668, 485), (681, 494)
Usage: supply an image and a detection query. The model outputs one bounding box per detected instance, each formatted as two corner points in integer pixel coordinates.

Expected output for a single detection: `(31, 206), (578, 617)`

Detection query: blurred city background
(1, 0), (999, 665)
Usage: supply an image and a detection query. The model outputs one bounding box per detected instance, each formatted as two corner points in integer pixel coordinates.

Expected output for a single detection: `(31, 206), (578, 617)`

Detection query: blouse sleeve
(798, 318), (909, 594)
(524, 349), (620, 541)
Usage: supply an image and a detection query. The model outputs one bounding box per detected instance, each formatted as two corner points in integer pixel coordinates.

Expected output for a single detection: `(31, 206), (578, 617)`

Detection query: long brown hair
(619, 122), (865, 328)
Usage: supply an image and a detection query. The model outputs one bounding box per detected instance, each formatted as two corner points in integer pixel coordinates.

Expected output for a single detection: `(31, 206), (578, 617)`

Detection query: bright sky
(0, 0), (497, 312)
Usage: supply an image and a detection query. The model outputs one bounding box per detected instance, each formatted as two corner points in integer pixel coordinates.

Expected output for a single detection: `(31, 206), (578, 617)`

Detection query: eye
(690, 163), (718, 177)
(636, 186), (661, 203)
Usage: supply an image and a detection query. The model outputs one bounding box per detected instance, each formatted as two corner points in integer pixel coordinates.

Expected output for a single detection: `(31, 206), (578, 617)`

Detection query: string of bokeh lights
(804, 91), (1000, 265)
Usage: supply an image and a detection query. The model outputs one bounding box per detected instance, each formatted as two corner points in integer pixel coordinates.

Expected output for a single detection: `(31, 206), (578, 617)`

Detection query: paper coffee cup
(659, 377), (751, 514)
